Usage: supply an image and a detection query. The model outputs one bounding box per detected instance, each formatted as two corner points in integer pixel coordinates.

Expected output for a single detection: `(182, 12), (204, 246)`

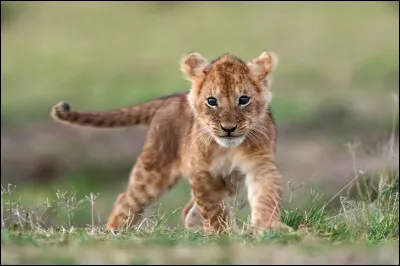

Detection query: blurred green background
(1, 1), (398, 228)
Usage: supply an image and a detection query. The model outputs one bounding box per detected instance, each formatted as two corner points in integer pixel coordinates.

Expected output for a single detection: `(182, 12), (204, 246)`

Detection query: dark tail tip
(56, 101), (70, 112)
(51, 101), (71, 120)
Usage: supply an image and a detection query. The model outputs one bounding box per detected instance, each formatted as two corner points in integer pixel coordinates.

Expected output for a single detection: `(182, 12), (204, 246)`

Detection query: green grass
(1, 229), (398, 264)
(1, 172), (398, 264)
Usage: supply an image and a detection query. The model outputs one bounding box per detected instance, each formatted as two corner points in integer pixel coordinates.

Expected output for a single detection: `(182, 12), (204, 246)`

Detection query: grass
(1, 169), (398, 264)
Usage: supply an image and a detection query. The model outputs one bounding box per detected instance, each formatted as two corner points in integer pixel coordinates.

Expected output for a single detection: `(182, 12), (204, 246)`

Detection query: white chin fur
(214, 136), (245, 148)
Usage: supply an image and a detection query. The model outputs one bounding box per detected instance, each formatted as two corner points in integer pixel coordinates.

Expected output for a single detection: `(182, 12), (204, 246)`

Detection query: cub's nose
(220, 123), (237, 133)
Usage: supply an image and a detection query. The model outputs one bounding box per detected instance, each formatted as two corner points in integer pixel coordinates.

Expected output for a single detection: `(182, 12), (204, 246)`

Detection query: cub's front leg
(246, 161), (291, 233)
(188, 171), (231, 235)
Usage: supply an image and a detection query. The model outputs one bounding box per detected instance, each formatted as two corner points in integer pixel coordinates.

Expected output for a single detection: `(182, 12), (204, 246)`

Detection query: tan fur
(50, 51), (291, 235)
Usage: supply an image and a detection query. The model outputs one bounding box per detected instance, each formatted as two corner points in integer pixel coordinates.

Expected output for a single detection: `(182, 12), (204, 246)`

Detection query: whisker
(190, 128), (210, 148)
(246, 130), (259, 146)
(190, 126), (208, 137)
(190, 124), (218, 149)
(248, 129), (262, 146)
(252, 123), (271, 143)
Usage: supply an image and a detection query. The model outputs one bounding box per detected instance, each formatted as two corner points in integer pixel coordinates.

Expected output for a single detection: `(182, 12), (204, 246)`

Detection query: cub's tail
(50, 96), (174, 128)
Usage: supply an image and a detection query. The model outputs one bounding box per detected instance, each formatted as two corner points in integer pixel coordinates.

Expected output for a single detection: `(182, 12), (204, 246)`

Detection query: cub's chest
(209, 154), (245, 182)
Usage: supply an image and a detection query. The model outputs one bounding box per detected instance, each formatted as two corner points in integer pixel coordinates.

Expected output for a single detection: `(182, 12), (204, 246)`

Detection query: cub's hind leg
(182, 196), (232, 231)
(182, 177), (239, 233)
(106, 157), (180, 231)
(106, 114), (182, 231)
(181, 193), (203, 230)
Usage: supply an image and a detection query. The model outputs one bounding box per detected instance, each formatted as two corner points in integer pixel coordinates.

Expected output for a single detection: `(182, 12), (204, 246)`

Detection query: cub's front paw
(268, 221), (293, 232)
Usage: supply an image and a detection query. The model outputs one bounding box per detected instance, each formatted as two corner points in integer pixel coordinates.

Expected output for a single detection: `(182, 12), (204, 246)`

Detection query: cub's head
(180, 51), (279, 148)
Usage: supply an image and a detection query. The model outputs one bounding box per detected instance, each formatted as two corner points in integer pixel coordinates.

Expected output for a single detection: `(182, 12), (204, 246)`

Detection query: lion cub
(51, 51), (290, 234)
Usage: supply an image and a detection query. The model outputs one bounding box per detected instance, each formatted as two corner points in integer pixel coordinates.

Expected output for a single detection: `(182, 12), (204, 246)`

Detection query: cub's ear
(247, 51), (279, 81)
(180, 52), (210, 80)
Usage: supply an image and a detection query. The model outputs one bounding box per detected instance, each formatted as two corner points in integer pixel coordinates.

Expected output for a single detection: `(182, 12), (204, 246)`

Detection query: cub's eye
(207, 97), (218, 107)
(238, 96), (250, 106)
